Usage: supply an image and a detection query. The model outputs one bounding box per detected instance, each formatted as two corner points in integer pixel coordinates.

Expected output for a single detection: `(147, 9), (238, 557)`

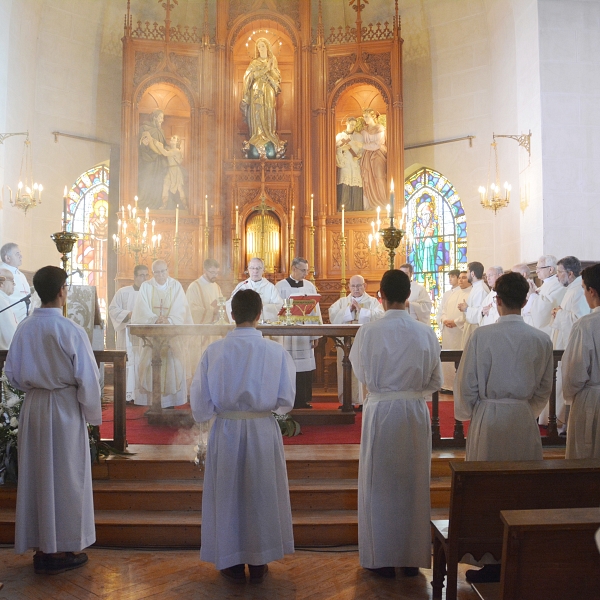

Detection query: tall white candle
(235, 205), (239, 237)
(310, 193), (314, 225)
(341, 204), (345, 235)
(291, 205), (295, 233)
(175, 204), (179, 234)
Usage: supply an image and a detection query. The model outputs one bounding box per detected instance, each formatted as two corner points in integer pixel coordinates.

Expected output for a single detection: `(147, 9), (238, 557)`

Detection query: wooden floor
(0, 546), (479, 600)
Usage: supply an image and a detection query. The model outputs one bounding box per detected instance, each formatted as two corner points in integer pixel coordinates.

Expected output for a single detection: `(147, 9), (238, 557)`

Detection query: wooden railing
(0, 350), (128, 452)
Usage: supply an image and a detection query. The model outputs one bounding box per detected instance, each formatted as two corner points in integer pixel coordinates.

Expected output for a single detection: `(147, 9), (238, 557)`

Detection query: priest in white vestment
(480, 266), (503, 326)
(540, 256), (590, 427)
(458, 261), (490, 346)
(6, 266), (101, 574)
(108, 264), (149, 402)
(350, 269), (442, 577)
(399, 263), (432, 325)
(437, 270), (470, 392)
(0, 243), (32, 322)
(190, 289), (296, 583)
(512, 263), (538, 326)
(563, 264), (600, 458)
(131, 260), (193, 408)
(186, 258), (223, 374)
(329, 275), (383, 405)
(228, 257), (283, 323)
(0, 269), (19, 349)
(529, 255), (567, 335)
(275, 257), (322, 409)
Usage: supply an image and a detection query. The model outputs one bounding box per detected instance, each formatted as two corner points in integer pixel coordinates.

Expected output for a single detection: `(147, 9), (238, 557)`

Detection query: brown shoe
(220, 564), (246, 584)
(35, 552), (88, 575)
(248, 563), (268, 583)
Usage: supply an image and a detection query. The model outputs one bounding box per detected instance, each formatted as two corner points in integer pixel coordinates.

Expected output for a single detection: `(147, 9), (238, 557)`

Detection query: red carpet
(99, 399), (470, 445)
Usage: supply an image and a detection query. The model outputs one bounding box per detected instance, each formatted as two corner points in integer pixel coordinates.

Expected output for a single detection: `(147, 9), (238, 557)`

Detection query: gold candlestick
(233, 237), (241, 282)
(340, 233), (347, 299)
(51, 230), (78, 316)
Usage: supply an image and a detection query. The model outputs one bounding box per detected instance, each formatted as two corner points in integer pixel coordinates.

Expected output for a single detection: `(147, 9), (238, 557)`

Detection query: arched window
(404, 167), (467, 329)
(65, 163), (109, 321)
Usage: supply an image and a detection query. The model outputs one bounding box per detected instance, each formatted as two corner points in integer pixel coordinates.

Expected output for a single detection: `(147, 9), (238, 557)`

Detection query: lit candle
(235, 205), (239, 237)
(145, 207), (149, 221)
(132, 207), (136, 219)
(390, 178), (395, 215)
(121, 205), (125, 221)
(152, 219), (155, 235)
(134, 195), (138, 208)
(291, 205), (295, 233)
(310, 193), (314, 225)
(368, 233), (373, 248)
(175, 204), (179, 235)
(205, 195), (208, 222)
(158, 233), (162, 248)
(341, 204), (345, 235)
(386, 204), (391, 219)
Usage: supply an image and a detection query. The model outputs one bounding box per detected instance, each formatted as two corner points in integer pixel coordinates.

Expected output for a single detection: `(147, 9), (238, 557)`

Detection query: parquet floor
(0, 546), (479, 600)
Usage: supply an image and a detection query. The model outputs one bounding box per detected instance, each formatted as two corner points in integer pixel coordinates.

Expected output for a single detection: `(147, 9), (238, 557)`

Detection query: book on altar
(278, 294), (321, 317)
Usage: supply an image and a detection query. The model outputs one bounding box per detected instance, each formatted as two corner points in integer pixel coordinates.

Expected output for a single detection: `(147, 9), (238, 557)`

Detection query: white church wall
(538, 0), (600, 262)
(0, 0), (12, 209)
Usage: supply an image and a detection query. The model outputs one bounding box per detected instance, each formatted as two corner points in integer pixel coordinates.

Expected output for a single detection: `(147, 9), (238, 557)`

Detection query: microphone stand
(0, 295), (31, 316)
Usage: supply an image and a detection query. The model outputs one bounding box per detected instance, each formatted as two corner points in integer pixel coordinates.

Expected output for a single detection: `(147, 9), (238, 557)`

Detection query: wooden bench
(431, 459), (600, 600)
(471, 507), (600, 600)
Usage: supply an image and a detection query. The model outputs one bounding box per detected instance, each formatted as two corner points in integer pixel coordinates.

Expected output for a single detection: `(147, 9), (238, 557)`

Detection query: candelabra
(51, 230), (78, 316)
(368, 205), (391, 256)
(381, 222), (404, 271)
(112, 201), (161, 265)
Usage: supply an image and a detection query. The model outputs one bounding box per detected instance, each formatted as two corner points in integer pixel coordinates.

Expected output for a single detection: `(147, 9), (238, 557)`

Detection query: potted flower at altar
(0, 373), (24, 484)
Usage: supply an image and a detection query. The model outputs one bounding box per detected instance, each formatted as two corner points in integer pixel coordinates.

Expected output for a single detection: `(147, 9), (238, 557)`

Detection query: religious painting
(404, 167), (468, 333)
(334, 84), (387, 212)
(137, 83), (190, 210)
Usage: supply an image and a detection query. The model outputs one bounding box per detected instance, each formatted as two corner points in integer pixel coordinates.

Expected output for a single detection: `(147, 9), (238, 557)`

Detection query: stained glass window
(404, 167), (467, 331)
(65, 163), (110, 322)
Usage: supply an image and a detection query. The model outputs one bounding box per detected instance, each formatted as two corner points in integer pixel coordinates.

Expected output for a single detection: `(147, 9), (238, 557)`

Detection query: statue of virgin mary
(240, 38), (287, 159)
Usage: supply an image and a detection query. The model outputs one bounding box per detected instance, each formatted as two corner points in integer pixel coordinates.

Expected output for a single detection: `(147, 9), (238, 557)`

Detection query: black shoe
(465, 564), (501, 583)
(439, 388), (453, 395)
(366, 566), (395, 578)
(402, 567), (419, 577)
(35, 552), (88, 575)
(248, 563), (268, 583)
(220, 564), (246, 583)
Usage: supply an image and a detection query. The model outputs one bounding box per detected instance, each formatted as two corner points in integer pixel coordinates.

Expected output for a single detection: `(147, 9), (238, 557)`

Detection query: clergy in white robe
(458, 262), (490, 346)
(480, 266), (503, 327)
(437, 271), (470, 391)
(454, 272), (553, 462)
(5, 266), (101, 566)
(529, 255), (567, 335)
(0, 269), (18, 349)
(228, 257), (283, 323)
(350, 270), (442, 573)
(186, 259), (223, 374)
(563, 264), (600, 458)
(190, 289), (296, 577)
(108, 265), (149, 402)
(400, 263), (432, 325)
(512, 263), (538, 326)
(0, 243), (32, 322)
(275, 258), (322, 409)
(329, 275), (384, 405)
(131, 260), (193, 408)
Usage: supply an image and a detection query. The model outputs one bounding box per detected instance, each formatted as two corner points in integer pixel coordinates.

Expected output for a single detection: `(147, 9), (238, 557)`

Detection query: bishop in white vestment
(108, 265), (148, 402)
(350, 270), (442, 573)
(190, 289), (296, 577)
(528, 255), (567, 335)
(329, 275), (383, 404)
(6, 267), (101, 563)
(131, 260), (193, 408)
(563, 264), (600, 458)
(479, 267), (503, 327)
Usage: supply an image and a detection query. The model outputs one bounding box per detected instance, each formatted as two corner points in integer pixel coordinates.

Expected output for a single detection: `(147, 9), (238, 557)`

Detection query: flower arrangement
(0, 374), (24, 484)
(274, 412), (301, 437)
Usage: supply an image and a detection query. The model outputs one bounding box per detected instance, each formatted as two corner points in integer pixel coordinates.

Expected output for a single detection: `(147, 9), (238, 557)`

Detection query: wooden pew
(471, 507), (600, 600)
(431, 459), (600, 600)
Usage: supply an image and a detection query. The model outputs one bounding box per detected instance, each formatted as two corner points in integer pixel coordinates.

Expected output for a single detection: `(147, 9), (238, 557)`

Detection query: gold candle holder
(288, 235), (295, 268)
(233, 237), (241, 282)
(381, 225), (405, 271)
(51, 230), (78, 316)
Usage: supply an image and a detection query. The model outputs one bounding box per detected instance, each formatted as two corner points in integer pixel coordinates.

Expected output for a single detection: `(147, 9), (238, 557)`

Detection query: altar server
(480, 266), (503, 326)
(132, 259), (193, 407)
(457, 261), (490, 345)
(276, 257), (322, 409)
(108, 264), (148, 402)
(563, 264), (600, 458)
(350, 269), (442, 578)
(228, 257), (283, 322)
(399, 263), (432, 325)
(540, 256), (590, 428)
(329, 274), (383, 405)
(190, 289), (296, 583)
(6, 266), (101, 574)
(529, 255), (567, 335)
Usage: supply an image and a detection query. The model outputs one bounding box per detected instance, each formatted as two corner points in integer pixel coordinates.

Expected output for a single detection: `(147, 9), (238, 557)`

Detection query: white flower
(6, 396), (21, 409)
(10, 417), (18, 428)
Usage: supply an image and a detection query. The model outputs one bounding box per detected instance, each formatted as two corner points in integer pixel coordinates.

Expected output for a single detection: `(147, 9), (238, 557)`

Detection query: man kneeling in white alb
(190, 289), (296, 584)
(454, 271), (553, 583)
(350, 269), (442, 579)
(6, 266), (101, 574)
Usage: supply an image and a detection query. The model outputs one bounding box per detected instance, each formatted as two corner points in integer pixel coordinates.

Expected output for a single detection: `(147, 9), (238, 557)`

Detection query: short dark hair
(468, 261), (484, 280)
(495, 272), (529, 310)
(231, 289), (262, 324)
(380, 270), (411, 304)
(558, 256), (582, 278)
(33, 266), (67, 304)
(0, 243), (18, 262)
(203, 258), (219, 270)
(399, 263), (414, 276)
(449, 269), (461, 278)
(582, 264), (600, 296)
(134, 264), (148, 276)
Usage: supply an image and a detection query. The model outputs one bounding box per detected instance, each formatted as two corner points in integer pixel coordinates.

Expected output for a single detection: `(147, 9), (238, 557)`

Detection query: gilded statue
(240, 38), (287, 159)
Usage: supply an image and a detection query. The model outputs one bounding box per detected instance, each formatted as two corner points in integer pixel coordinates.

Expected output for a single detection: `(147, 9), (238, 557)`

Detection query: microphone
(67, 269), (83, 278)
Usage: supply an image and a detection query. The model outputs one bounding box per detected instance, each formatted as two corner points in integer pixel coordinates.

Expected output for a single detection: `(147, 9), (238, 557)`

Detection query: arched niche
(231, 21), (295, 155)
(245, 210), (282, 274)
